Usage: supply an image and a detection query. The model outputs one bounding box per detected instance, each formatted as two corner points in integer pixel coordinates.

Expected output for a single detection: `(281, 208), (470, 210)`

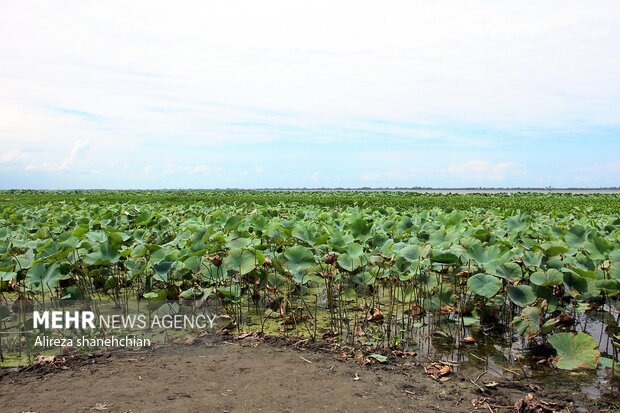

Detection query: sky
(1, 1), (619, 189)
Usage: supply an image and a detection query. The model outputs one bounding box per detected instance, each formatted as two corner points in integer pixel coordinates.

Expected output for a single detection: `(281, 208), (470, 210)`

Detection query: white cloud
(25, 139), (90, 172)
(446, 160), (526, 181)
(0, 150), (26, 164)
(190, 165), (209, 175)
(63, 139), (89, 167)
(1, 1), (619, 133)
(162, 163), (221, 177)
(577, 161), (620, 173)
(307, 171), (321, 183)
(360, 170), (410, 182)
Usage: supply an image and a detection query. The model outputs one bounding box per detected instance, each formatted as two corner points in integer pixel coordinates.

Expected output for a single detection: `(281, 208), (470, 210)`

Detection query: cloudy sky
(1, 1), (619, 189)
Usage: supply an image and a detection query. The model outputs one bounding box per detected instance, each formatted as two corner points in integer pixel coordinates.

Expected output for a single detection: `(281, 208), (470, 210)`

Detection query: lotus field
(1, 191), (619, 375)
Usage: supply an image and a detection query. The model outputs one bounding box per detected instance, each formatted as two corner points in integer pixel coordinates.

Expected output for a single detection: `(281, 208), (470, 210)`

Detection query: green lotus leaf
(465, 244), (508, 267)
(283, 245), (315, 272)
(430, 251), (460, 265)
(218, 284), (241, 299)
(567, 265), (599, 279)
(344, 214), (372, 242)
(126, 259), (146, 277)
(179, 287), (204, 300)
(86, 230), (108, 244)
(371, 231), (389, 249)
(598, 356), (614, 370)
(507, 284), (536, 307)
(292, 225), (316, 246)
(472, 228), (491, 242)
(0, 271), (16, 281)
(490, 262), (522, 281)
(584, 235), (613, 260)
(541, 317), (560, 334)
(225, 249), (259, 275)
(610, 262), (620, 280)
(346, 242), (364, 258)
(131, 243), (148, 258)
(511, 306), (540, 338)
(530, 269), (563, 286)
(183, 255), (202, 272)
(394, 285), (416, 302)
(340, 287), (357, 301)
(135, 210), (154, 226)
(250, 214), (268, 231)
(596, 279), (620, 293)
(610, 249), (620, 263)
(548, 332), (600, 370)
(227, 237), (253, 249)
(396, 217), (414, 233)
(565, 225), (588, 247)
(72, 224), (89, 238)
(37, 242), (69, 262)
(152, 260), (173, 282)
(26, 263), (70, 292)
(522, 250), (543, 268)
(399, 244), (424, 262)
(563, 271), (588, 297)
(461, 316), (480, 326)
(505, 215), (526, 232)
(0, 305), (11, 319)
(16, 249), (35, 269)
(328, 230), (354, 249)
(83, 243), (120, 265)
(108, 231), (131, 246)
(353, 271), (375, 286)
(544, 245), (569, 257)
(467, 273), (502, 298)
(0, 240), (9, 256)
(62, 285), (84, 300)
(337, 252), (364, 272)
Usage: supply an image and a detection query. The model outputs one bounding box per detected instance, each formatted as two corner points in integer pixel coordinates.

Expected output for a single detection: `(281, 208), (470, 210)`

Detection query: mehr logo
(32, 310), (220, 330)
(33, 311), (96, 329)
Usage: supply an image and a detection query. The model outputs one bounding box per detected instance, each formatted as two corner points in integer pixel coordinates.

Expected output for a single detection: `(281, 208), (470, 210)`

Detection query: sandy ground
(0, 337), (613, 413)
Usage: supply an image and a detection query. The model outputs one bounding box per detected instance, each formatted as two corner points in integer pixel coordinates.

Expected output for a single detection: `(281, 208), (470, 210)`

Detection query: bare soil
(0, 336), (614, 413)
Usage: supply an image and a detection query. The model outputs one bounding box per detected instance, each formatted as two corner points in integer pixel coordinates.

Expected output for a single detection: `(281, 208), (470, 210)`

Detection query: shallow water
(2, 296), (618, 400)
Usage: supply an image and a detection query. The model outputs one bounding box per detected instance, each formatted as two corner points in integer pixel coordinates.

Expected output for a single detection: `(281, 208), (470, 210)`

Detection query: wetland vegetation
(1, 190), (619, 403)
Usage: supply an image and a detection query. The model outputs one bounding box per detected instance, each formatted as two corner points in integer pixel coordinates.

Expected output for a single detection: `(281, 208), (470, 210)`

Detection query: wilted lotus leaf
(367, 353), (388, 363)
(366, 307), (384, 321)
(424, 362), (453, 381)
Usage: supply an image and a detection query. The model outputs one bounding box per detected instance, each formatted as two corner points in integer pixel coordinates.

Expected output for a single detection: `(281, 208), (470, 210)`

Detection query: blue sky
(1, 1), (619, 189)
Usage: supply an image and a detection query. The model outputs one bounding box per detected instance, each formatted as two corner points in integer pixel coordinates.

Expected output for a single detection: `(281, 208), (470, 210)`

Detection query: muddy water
(242, 300), (620, 402)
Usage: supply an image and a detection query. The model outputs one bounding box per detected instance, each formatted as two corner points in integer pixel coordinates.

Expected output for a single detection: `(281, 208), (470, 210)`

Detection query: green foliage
(512, 306), (541, 338)
(0, 189), (618, 370)
(507, 285), (537, 307)
(548, 332), (600, 370)
(467, 273), (502, 298)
